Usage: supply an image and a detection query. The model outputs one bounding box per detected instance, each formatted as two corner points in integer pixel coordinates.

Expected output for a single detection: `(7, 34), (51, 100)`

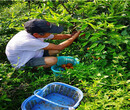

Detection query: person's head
(24, 19), (63, 38)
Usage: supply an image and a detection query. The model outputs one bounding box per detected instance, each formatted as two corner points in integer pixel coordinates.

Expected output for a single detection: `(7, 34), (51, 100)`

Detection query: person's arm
(52, 34), (72, 40)
(43, 31), (80, 50)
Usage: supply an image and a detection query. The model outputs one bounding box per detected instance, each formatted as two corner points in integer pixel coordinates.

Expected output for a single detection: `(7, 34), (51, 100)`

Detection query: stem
(43, 1), (55, 12)
(60, 2), (72, 15)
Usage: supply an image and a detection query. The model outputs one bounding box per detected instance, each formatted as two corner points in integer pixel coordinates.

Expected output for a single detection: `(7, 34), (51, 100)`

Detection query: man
(5, 19), (80, 69)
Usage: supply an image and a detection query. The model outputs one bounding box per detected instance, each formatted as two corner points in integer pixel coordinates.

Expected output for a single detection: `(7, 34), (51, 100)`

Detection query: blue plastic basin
(51, 56), (80, 76)
(21, 82), (83, 110)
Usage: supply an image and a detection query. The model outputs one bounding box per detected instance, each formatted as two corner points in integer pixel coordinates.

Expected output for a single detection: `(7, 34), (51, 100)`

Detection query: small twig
(60, 1), (72, 15)
(43, 1), (55, 12)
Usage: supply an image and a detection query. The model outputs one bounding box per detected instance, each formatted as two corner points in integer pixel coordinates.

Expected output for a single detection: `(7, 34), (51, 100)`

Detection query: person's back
(5, 30), (53, 69)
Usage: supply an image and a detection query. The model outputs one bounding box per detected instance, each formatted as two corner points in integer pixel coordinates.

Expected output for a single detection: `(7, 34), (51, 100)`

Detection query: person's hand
(71, 30), (81, 37)
(71, 30), (77, 36)
(76, 30), (81, 34)
(74, 30), (81, 38)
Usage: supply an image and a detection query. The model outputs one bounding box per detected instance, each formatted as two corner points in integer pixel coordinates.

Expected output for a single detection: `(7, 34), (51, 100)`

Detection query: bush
(0, 0), (129, 110)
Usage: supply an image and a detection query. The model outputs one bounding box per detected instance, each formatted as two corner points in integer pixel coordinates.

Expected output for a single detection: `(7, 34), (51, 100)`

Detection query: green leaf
(98, 44), (105, 52)
(85, 32), (91, 39)
(115, 25), (127, 30)
(4, 98), (11, 101)
(9, 23), (14, 28)
(81, 41), (89, 47)
(81, 24), (88, 31)
(88, 23), (96, 30)
(121, 29), (128, 36)
(90, 43), (98, 49)
(89, 35), (100, 42)
(85, 53), (91, 57)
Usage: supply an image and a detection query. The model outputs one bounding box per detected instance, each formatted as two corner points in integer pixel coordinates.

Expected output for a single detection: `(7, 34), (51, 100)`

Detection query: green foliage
(0, 0), (129, 110)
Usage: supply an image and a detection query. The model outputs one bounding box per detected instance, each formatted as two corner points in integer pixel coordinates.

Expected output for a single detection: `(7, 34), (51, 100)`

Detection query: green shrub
(0, 0), (129, 110)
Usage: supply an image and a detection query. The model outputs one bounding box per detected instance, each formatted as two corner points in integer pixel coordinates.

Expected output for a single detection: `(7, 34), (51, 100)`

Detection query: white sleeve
(44, 34), (54, 40)
(20, 39), (49, 51)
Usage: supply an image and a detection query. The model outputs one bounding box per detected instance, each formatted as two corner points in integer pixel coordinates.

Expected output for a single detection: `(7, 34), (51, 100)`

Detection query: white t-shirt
(5, 30), (54, 69)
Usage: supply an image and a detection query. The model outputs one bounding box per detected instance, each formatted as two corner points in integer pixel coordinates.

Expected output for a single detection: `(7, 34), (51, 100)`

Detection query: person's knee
(51, 57), (57, 65)
(44, 57), (57, 66)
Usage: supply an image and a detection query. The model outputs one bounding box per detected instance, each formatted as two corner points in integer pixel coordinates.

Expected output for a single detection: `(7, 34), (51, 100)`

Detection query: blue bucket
(51, 56), (80, 76)
(21, 82), (83, 110)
